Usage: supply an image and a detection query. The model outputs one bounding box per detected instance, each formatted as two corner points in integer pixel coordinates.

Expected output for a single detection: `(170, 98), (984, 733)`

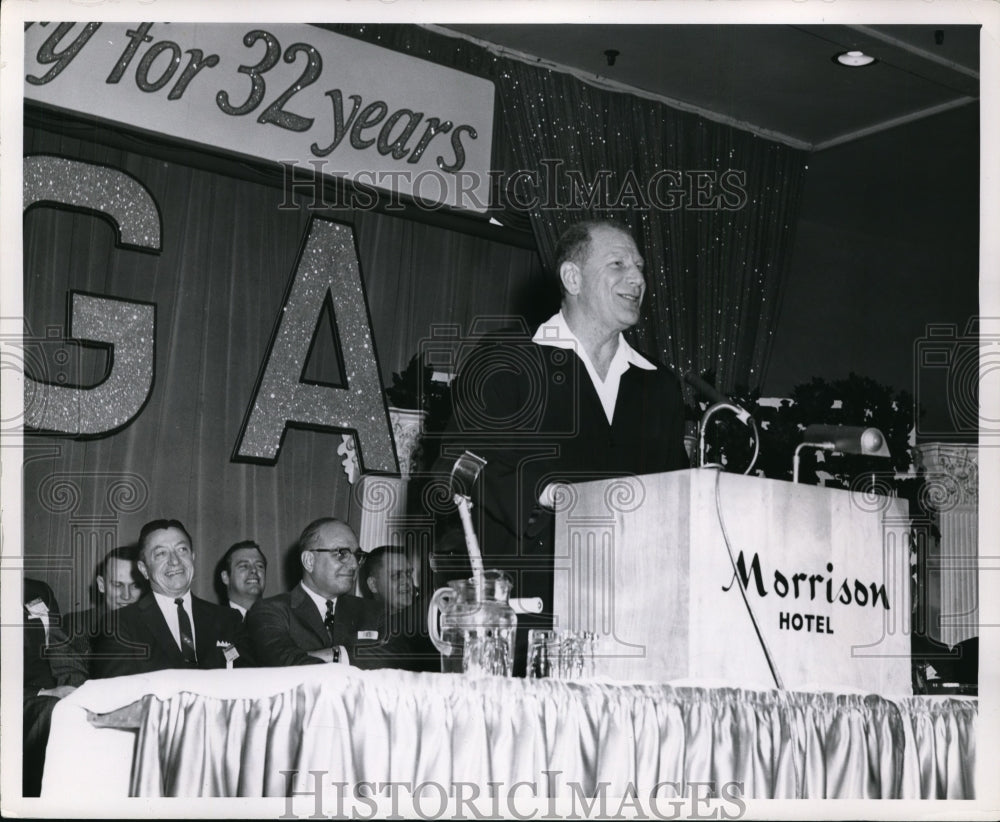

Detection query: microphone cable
(713, 468), (784, 690)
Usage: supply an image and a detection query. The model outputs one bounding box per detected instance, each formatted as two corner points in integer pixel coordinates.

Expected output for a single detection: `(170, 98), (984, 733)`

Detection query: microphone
(683, 372), (753, 424)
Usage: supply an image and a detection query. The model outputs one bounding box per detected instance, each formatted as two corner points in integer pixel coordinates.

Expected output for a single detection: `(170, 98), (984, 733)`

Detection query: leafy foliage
(385, 353), (453, 465)
(691, 372), (915, 489)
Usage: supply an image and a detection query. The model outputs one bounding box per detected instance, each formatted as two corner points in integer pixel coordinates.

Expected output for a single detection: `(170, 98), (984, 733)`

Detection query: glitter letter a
(23, 156), (159, 436)
(233, 219), (397, 472)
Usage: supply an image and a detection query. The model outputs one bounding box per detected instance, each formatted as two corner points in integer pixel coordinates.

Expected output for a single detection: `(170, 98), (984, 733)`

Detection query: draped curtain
(22, 124), (543, 608)
(134, 682), (974, 800)
(329, 24), (808, 393)
(494, 62), (807, 393)
(44, 667), (977, 800)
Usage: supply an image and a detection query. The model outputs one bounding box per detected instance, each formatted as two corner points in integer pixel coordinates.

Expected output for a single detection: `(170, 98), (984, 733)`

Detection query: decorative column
(345, 407), (430, 551)
(913, 443), (978, 647)
(338, 408), (427, 485)
(387, 407), (427, 481)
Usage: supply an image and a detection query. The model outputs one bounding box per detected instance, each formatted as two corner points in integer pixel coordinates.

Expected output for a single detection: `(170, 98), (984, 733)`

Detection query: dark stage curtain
(495, 59), (807, 394)
(21, 125), (543, 609)
(330, 24), (808, 394)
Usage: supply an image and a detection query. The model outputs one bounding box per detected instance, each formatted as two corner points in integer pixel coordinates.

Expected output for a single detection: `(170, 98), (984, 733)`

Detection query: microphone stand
(698, 402), (760, 475)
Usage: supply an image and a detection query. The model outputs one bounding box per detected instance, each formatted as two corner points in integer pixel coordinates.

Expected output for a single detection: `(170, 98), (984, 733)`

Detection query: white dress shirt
(532, 311), (656, 424)
(151, 590), (196, 651)
(300, 580), (336, 622)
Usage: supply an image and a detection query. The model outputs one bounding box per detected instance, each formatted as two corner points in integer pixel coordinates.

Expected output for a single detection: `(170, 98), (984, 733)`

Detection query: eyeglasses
(309, 547), (361, 563)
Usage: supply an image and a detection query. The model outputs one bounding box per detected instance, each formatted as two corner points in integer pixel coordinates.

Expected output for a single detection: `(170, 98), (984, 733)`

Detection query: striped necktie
(324, 599), (335, 642)
(174, 598), (197, 664)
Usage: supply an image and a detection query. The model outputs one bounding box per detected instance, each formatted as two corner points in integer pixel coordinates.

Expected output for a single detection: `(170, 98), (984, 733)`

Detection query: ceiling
(439, 24), (980, 151)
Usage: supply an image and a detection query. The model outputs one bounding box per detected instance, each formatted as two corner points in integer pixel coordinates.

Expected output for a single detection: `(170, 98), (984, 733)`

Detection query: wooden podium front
(552, 469), (912, 693)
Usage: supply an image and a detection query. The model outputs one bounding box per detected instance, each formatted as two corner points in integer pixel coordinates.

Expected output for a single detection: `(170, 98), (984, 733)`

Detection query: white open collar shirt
(532, 311), (656, 424)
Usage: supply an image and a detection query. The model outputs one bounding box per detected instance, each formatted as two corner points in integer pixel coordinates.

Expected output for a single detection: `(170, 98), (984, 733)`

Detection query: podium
(552, 470), (912, 693)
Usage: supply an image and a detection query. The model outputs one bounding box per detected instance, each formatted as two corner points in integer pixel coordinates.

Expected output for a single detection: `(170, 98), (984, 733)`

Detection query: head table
(39, 664), (975, 807)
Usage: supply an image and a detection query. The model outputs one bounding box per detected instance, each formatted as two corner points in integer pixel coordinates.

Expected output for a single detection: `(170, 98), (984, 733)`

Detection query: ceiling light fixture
(835, 50), (876, 67)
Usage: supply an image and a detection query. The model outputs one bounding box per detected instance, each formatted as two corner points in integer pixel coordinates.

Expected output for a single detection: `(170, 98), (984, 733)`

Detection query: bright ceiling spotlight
(835, 50), (876, 67)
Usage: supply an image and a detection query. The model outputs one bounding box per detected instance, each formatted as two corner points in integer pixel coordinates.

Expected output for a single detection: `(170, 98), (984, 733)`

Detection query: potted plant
(384, 354), (452, 478)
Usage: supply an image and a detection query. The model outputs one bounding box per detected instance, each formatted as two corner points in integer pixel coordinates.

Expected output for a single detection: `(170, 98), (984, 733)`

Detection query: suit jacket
(91, 593), (254, 678)
(246, 583), (370, 667)
(22, 579), (88, 796)
(437, 332), (689, 602)
(353, 600), (439, 673)
(23, 578), (88, 696)
(60, 607), (109, 677)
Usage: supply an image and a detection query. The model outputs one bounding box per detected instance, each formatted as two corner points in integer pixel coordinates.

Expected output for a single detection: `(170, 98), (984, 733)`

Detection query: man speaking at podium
(438, 220), (689, 666)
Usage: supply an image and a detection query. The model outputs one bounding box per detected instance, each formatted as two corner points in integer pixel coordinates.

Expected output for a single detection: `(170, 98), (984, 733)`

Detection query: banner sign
(24, 22), (495, 212)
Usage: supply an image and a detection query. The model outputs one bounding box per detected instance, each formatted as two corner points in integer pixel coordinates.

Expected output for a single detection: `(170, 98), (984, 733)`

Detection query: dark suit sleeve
(332, 595), (372, 661)
(436, 337), (548, 551)
(90, 608), (153, 679)
(220, 604), (257, 668)
(44, 617), (90, 687)
(246, 597), (324, 667)
(24, 579), (57, 697)
(657, 367), (692, 471)
(352, 600), (439, 673)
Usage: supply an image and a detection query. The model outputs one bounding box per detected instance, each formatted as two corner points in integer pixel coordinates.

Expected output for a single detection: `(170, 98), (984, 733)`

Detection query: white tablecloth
(42, 666), (977, 802)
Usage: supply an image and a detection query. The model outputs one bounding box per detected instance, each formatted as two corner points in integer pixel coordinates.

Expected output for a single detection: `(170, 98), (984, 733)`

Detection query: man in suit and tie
(247, 518), (370, 666)
(216, 539), (267, 619)
(91, 519), (254, 677)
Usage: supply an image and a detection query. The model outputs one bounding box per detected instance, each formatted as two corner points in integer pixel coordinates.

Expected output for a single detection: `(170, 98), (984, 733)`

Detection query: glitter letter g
(22, 156), (158, 436)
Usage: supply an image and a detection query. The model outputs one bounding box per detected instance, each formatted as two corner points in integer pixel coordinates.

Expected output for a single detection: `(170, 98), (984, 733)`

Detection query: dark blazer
(246, 583), (370, 667)
(23, 578), (88, 796)
(24, 578), (59, 696)
(438, 333), (689, 601)
(436, 332), (689, 676)
(91, 593), (254, 678)
(60, 607), (108, 677)
(23, 578), (88, 696)
(353, 600), (439, 673)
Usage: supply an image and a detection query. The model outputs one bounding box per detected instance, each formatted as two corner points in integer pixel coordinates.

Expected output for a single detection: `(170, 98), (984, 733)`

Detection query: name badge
(223, 645), (240, 669)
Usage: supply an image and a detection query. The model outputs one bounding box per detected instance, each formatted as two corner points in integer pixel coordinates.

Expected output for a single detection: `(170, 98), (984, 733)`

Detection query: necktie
(324, 599), (336, 642)
(174, 598), (197, 664)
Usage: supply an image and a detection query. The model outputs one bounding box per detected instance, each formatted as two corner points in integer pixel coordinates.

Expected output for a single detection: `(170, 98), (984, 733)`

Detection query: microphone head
(860, 428), (885, 454)
(802, 425), (891, 458)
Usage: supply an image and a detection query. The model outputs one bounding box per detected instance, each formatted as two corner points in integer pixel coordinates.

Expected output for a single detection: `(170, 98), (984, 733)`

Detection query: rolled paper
(510, 597), (544, 614)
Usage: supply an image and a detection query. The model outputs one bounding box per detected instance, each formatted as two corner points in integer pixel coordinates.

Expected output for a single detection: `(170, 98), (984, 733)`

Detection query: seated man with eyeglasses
(247, 518), (371, 666)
